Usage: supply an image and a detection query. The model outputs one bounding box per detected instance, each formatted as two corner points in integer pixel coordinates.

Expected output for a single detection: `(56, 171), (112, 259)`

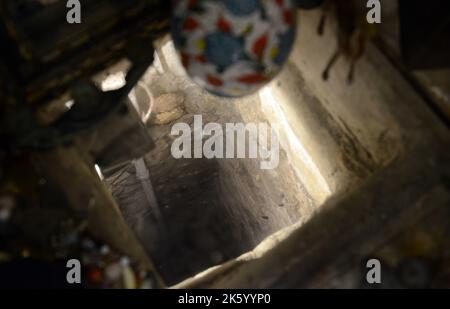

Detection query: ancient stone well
(104, 9), (438, 285)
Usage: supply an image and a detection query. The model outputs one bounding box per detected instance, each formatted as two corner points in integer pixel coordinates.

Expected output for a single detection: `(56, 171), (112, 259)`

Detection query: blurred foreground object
(0, 0), (170, 288)
(171, 0), (297, 97)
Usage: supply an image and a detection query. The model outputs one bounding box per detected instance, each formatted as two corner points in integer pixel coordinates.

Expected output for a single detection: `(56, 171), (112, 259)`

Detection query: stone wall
(106, 9), (447, 285)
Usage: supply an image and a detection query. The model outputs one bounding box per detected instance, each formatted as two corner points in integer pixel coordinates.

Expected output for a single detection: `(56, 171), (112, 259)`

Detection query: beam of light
(64, 99), (75, 109)
(259, 86), (331, 202)
(94, 164), (104, 180)
(101, 72), (126, 91)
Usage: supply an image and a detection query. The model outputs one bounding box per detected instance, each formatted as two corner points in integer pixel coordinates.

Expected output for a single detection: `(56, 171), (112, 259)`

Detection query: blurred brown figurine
(317, 0), (378, 83)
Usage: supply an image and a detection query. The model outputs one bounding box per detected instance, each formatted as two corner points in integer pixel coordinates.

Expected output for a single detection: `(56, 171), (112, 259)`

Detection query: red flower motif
(283, 10), (294, 26)
(217, 15), (232, 33)
(238, 74), (267, 84)
(181, 52), (191, 68)
(208, 75), (224, 87)
(184, 17), (199, 31)
(252, 33), (269, 59)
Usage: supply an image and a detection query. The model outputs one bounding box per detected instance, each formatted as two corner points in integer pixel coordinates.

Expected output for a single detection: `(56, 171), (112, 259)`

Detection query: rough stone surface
(107, 10), (448, 286)
(150, 93), (185, 125)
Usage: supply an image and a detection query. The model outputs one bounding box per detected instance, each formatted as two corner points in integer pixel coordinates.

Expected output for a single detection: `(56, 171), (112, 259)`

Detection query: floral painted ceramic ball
(171, 0), (297, 97)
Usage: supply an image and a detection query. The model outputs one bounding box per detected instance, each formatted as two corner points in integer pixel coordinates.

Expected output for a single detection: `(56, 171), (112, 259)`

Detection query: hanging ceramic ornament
(171, 0), (297, 97)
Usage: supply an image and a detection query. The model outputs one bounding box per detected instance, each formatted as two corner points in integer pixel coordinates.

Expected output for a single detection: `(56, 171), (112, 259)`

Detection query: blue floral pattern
(171, 0), (297, 97)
